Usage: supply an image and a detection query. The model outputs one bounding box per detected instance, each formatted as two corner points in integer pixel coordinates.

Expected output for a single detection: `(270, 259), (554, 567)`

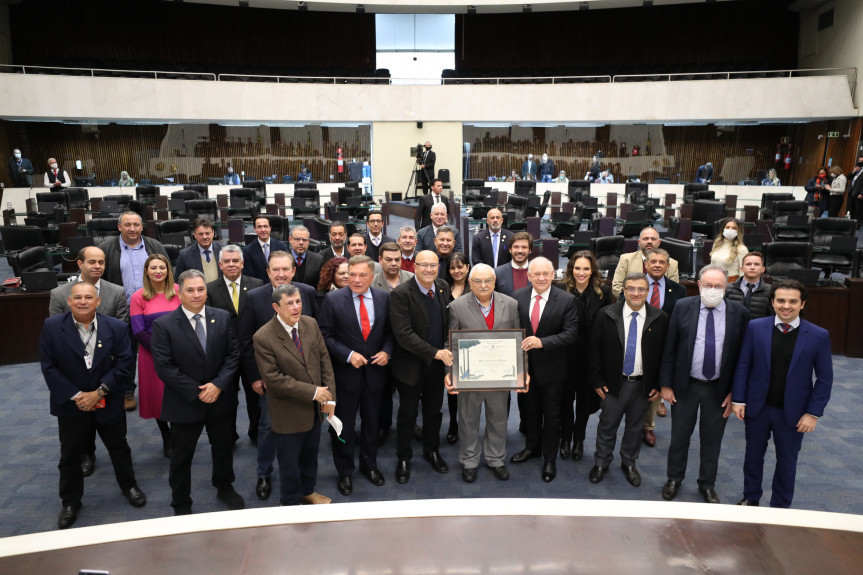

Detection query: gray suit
(371, 269), (414, 292)
(48, 278), (130, 323)
(448, 292), (521, 468)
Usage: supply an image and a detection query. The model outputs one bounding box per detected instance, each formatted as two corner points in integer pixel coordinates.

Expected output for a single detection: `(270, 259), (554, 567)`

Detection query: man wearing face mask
(848, 158), (863, 224)
(521, 154), (538, 181)
(659, 265), (750, 504)
(418, 142), (436, 195)
(44, 157), (71, 189)
(9, 148), (35, 187)
(538, 154), (556, 183)
(224, 166), (241, 186)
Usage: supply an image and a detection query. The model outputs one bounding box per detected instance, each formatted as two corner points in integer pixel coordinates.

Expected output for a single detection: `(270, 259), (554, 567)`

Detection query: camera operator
(418, 141), (435, 195)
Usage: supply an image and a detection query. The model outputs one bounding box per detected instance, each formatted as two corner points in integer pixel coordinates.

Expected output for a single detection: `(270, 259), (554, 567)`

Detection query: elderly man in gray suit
(445, 263), (527, 483)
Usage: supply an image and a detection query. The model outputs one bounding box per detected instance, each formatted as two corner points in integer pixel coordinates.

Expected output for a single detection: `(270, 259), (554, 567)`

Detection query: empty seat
(764, 242), (812, 277)
(589, 235), (625, 275)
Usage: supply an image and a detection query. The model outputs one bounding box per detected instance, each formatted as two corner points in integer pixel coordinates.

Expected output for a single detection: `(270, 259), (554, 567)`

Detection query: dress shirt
(529, 287), (550, 324)
(369, 233), (383, 247)
(648, 275), (666, 309)
(773, 315), (801, 331)
(690, 300), (726, 380)
(329, 246), (346, 258)
(291, 249), (305, 265)
(431, 194), (442, 205)
(475, 294), (493, 318)
(347, 288), (375, 364)
(74, 316), (99, 362)
(275, 314), (327, 402)
(118, 237), (149, 303)
(77, 276), (102, 295)
(414, 276), (435, 298)
(181, 305), (207, 339)
(222, 275), (244, 293)
(622, 302), (645, 377)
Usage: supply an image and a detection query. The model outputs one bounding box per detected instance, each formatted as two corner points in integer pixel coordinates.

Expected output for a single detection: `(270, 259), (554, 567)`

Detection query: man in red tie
(43, 157), (71, 188)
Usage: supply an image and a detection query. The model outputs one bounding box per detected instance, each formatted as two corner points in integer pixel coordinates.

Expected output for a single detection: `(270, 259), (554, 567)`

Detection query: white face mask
(722, 229), (737, 240)
(700, 287), (725, 308)
(50, 163), (58, 170)
(14, 153), (21, 159)
(527, 154), (533, 161)
(542, 154), (548, 163)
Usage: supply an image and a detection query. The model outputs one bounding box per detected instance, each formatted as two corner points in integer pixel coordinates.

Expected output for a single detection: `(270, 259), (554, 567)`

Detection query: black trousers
(522, 378), (565, 463)
(58, 414), (136, 506)
(828, 194), (845, 218)
(330, 371), (382, 477)
(562, 377), (601, 444)
(168, 411), (236, 509)
(378, 369), (396, 434)
(395, 362), (444, 460)
(238, 372), (261, 442)
(275, 415), (322, 506)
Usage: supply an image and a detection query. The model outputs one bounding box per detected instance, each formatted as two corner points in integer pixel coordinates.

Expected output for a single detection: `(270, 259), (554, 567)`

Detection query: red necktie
(54, 169), (58, 179)
(650, 281), (660, 308)
(359, 295), (370, 340)
(530, 294), (542, 334)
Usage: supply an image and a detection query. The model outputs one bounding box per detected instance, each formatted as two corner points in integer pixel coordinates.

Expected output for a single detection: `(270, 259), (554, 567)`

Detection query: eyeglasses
(624, 286), (648, 294)
(470, 279), (494, 286)
(416, 263), (438, 269)
(291, 237), (310, 243)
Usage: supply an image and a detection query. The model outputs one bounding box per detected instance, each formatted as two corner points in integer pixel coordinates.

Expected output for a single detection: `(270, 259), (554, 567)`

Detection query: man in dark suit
(511, 257), (578, 483)
(389, 250), (452, 484)
(290, 225), (324, 288)
(493, 231), (533, 297)
(732, 279), (833, 508)
(9, 147), (35, 187)
(588, 273), (669, 488)
(418, 141), (436, 195)
(725, 251), (773, 319)
(321, 222), (348, 263)
(243, 215), (289, 282)
(239, 251), (317, 501)
(253, 284), (337, 506)
(471, 209), (512, 268)
(521, 154), (537, 180)
(417, 202), (464, 253)
(174, 218), (223, 282)
(317, 255), (393, 496)
(641, 248), (687, 448)
(415, 178), (449, 230)
(40, 283), (146, 529)
(151, 270), (243, 515)
(205, 244), (263, 444)
(364, 211), (393, 262)
(660, 265), (750, 504)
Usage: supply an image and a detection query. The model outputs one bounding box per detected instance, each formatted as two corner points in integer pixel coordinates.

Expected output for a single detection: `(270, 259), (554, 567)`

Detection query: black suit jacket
(589, 300), (669, 397)
(658, 277), (687, 317)
(364, 233), (394, 262)
(242, 239), (288, 282)
(292, 250), (324, 289)
(151, 306), (240, 424)
(420, 149), (436, 183)
(659, 296), (750, 402)
(471, 228), (513, 268)
(389, 278), (451, 385)
(514, 287), (578, 385)
(414, 194), (449, 230)
(9, 157), (35, 187)
(99, 236), (169, 288)
(321, 246), (349, 264)
(493, 263), (530, 297)
(174, 242), (223, 278)
(205, 274), (263, 336)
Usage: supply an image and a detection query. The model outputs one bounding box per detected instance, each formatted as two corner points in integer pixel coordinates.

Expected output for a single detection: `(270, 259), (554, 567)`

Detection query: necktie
(433, 195), (439, 204)
(744, 283), (754, 307)
(530, 294), (542, 334)
(650, 281), (660, 308)
(427, 289), (434, 299)
(358, 295), (370, 340)
(623, 311), (638, 376)
(703, 308), (716, 380)
(780, 323), (791, 333)
(263, 243), (270, 261)
(203, 249), (211, 263)
(491, 233), (499, 267)
(373, 236), (380, 246)
(292, 327), (303, 358)
(193, 313), (207, 352)
(297, 255), (304, 267)
(230, 282), (239, 313)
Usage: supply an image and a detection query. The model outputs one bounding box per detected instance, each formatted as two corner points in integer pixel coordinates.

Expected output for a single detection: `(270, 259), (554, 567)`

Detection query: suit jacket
(589, 300), (669, 397)
(242, 239), (288, 282)
(321, 246), (348, 264)
(8, 157), (35, 187)
(253, 315), (337, 434)
(40, 313), (134, 423)
(521, 159), (538, 180)
(206, 274), (263, 337)
(421, 149), (436, 180)
(414, 194), (450, 230)
(48, 278), (129, 323)
(317, 287), (393, 393)
(240, 281), (318, 383)
(389, 278), (451, 385)
(364, 233), (394, 261)
(513, 286), (578, 385)
(471, 228), (513, 268)
(371, 269), (414, 292)
(174, 242), (223, 278)
(657, 277), (687, 317)
(416, 224), (463, 255)
(151, 305), (239, 424)
(493, 263), (530, 297)
(611, 250), (680, 297)
(658, 296), (750, 402)
(732, 317), (832, 427)
(292, 250), (324, 289)
(99, 236), (169, 288)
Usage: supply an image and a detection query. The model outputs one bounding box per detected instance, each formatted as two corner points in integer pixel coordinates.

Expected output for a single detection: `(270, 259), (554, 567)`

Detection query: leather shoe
(362, 468), (386, 486)
(256, 476), (272, 500)
(510, 449), (537, 464)
(57, 503), (81, 529)
(589, 465), (608, 484)
(542, 461), (557, 483)
(559, 441), (571, 460)
(123, 485), (147, 507)
(337, 476), (353, 496)
(657, 400), (667, 417)
(699, 487), (721, 504)
(446, 426), (458, 445)
(302, 492), (332, 505)
(462, 467), (477, 483)
(737, 498), (759, 506)
(489, 465), (509, 481)
(662, 480), (681, 501)
(174, 504), (192, 516)
(217, 487), (245, 510)
(621, 463), (641, 487)
(572, 441), (584, 461)
(124, 393), (137, 412)
(643, 429), (656, 448)
(423, 451), (449, 474)
(80, 452), (95, 477)
(395, 460), (410, 484)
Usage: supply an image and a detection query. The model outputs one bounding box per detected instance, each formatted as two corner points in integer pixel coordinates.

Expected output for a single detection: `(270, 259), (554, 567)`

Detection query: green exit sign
(827, 131), (840, 138)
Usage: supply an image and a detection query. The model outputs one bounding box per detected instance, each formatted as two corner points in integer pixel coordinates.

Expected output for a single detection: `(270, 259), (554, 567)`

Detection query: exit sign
(827, 131), (840, 138)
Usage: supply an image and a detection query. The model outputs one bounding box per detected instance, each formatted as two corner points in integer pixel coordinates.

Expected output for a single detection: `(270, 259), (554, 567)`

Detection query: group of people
(804, 155), (863, 220)
(41, 190), (833, 530)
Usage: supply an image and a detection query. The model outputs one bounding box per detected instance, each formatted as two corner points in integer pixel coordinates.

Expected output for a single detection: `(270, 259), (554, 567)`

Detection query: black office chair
(760, 193), (796, 219)
(683, 183), (709, 204)
(184, 199), (219, 223)
(810, 217), (858, 279)
(504, 195), (529, 230)
(772, 201), (810, 241)
(567, 180), (590, 203)
(135, 185), (158, 206)
(170, 190), (196, 202)
(589, 235), (625, 275)
(619, 210), (649, 238)
(184, 183), (209, 200)
(764, 242), (812, 277)
(260, 214), (288, 241)
(577, 196), (599, 222)
(295, 182), (317, 191)
(154, 219), (193, 251)
(625, 182), (649, 208)
(667, 216), (681, 239)
(11, 246), (52, 276)
(438, 169), (451, 192)
(536, 190), (552, 219)
(463, 179), (485, 195)
(66, 188), (90, 210)
(34, 191), (69, 224)
(660, 237), (694, 279)
(692, 190), (716, 202)
(292, 189), (320, 220)
(691, 200), (727, 236)
(244, 180), (267, 209)
(87, 218), (121, 244)
(308, 217), (332, 244)
(514, 180), (536, 197)
(228, 188), (258, 221)
(103, 194), (132, 209)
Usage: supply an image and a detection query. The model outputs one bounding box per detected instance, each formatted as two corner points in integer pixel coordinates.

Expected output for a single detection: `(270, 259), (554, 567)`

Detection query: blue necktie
(703, 308), (715, 380)
(623, 311), (638, 376)
(491, 232), (499, 266)
(193, 313), (207, 352)
(203, 249), (211, 263)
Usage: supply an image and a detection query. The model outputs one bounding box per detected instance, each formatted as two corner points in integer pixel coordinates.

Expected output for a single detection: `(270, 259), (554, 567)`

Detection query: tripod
(404, 159), (429, 201)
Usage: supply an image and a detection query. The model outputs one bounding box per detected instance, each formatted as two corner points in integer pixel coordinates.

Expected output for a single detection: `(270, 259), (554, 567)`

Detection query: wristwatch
(97, 383), (109, 398)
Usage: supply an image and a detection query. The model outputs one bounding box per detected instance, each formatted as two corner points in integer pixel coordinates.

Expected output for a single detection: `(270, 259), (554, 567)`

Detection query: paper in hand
(327, 413), (344, 438)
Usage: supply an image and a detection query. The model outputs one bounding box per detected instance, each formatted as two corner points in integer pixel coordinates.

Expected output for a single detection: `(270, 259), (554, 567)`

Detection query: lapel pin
(97, 342), (102, 348)
(243, 287), (247, 291)
(211, 319), (215, 324)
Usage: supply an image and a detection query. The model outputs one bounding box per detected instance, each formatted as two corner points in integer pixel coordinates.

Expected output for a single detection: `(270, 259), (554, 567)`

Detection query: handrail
(442, 75), (612, 85)
(0, 63), (218, 81)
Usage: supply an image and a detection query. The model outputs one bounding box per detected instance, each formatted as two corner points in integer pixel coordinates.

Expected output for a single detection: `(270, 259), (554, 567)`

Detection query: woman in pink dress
(130, 253), (180, 457)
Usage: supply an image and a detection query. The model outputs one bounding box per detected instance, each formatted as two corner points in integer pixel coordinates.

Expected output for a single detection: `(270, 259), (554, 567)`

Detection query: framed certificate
(450, 329), (527, 391)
